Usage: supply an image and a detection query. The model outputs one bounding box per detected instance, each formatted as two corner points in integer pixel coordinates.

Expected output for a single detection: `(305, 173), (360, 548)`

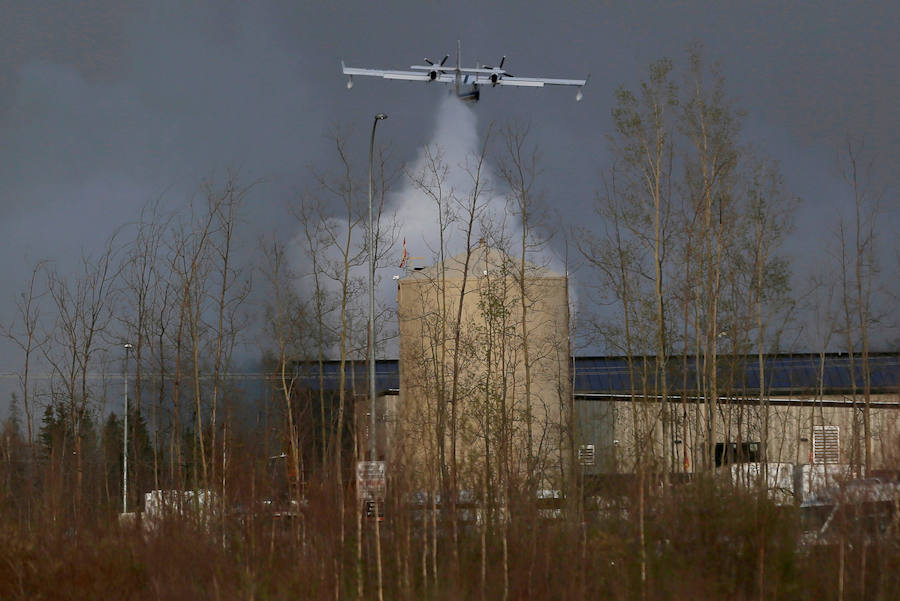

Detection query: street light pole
(123, 343), (133, 514)
(368, 112), (387, 462)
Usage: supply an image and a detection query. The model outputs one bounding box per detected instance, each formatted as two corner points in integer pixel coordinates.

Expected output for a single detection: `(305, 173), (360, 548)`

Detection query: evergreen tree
(39, 403), (66, 460)
(102, 412), (123, 508)
(2, 394), (26, 500)
(6, 393), (22, 439)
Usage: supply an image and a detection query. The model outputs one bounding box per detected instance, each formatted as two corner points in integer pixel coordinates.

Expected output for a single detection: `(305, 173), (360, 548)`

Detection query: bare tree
(615, 58), (677, 482)
(446, 125), (493, 575)
(146, 262), (175, 490)
(737, 156), (796, 466)
(5, 260), (49, 460)
(680, 47), (742, 472)
(497, 122), (545, 489)
(167, 193), (219, 488)
(119, 198), (172, 496)
(403, 142), (455, 591)
(578, 162), (656, 597)
(260, 234), (307, 538)
(400, 123), (495, 583)
(294, 194), (337, 474)
(43, 236), (120, 513)
(310, 136), (367, 509)
(205, 174), (254, 488)
(838, 139), (880, 473)
(597, 57), (679, 598)
(299, 132), (394, 597)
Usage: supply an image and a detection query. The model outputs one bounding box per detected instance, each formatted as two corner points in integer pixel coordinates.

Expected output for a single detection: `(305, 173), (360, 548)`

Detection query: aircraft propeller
(424, 54), (450, 67)
(481, 56), (506, 70)
(482, 56), (513, 83)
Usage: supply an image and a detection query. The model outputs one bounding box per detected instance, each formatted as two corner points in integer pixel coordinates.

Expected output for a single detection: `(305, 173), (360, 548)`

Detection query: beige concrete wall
(395, 246), (571, 489)
(763, 397), (900, 468)
(597, 394), (900, 473)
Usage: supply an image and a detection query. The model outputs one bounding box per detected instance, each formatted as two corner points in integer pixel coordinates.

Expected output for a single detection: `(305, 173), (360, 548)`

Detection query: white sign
(356, 461), (386, 501)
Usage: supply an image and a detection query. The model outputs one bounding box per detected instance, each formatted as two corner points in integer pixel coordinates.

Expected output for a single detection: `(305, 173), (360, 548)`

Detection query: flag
(399, 237), (408, 268)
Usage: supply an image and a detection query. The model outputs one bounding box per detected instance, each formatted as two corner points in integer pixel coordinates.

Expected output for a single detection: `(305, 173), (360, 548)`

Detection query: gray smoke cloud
(390, 94), (513, 261)
(286, 95), (521, 352)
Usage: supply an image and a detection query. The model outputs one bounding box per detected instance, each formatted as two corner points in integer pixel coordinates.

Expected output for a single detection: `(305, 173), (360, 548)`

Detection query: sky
(2, 1), (899, 396)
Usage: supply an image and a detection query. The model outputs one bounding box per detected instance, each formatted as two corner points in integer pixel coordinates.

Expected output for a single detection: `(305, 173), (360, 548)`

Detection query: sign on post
(356, 460), (386, 502)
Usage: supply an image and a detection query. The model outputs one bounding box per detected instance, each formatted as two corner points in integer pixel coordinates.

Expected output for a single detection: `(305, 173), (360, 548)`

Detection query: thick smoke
(388, 93), (517, 264)
(382, 94), (576, 308)
(289, 95), (515, 323)
(288, 94), (550, 358)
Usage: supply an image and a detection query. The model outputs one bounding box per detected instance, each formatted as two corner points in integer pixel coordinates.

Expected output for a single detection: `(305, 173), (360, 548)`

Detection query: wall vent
(812, 425), (840, 464)
(578, 444), (595, 466)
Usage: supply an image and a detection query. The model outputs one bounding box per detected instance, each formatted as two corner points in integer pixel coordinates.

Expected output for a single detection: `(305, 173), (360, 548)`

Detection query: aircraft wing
(343, 64), (433, 82)
(488, 76), (587, 88)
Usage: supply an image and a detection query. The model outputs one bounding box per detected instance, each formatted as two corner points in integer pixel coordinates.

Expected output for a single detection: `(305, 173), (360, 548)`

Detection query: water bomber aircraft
(342, 42), (588, 103)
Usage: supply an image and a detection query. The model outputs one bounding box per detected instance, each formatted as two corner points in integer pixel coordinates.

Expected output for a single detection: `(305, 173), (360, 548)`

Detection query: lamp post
(368, 112), (387, 462)
(123, 343), (133, 514)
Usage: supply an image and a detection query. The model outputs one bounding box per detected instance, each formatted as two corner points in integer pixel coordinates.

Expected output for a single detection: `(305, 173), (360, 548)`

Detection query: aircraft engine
(490, 73), (499, 85)
(428, 70), (438, 81)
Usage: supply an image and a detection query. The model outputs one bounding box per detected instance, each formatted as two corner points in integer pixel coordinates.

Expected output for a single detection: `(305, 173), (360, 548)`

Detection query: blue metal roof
(294, 360), (399, 395)
(571, 354), (900, 395)
(294, 354), (899, 395)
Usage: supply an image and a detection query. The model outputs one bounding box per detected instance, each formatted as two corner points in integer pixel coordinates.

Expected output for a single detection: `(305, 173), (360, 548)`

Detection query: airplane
(341, 42), (588, 103)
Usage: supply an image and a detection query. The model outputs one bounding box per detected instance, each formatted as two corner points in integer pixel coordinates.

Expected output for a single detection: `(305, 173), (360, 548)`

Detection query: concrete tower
(394, 242), (571, 491)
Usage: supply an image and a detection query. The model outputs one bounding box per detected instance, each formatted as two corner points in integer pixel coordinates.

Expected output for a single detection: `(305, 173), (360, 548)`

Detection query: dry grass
(1, 469), (899, 600)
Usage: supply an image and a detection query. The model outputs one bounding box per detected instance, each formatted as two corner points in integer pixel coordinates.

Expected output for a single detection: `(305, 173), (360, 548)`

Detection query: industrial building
(298, 246), (900, 487)
(572, 353), (900, 477)
(305, 353), (900, 478)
